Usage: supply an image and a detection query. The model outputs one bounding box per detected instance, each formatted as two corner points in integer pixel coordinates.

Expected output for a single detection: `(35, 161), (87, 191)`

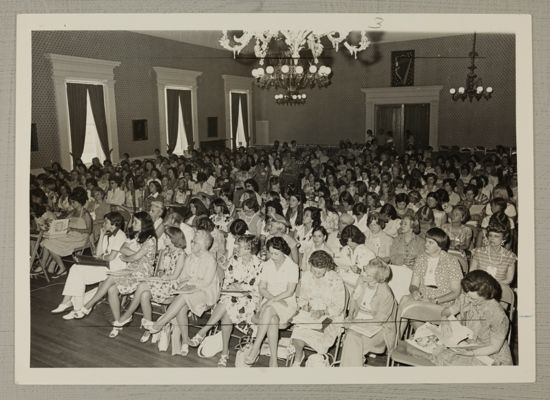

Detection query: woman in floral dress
(188, 235), (263, 367)
(81, 211), (157, 338)
(117, 226), (186, 342)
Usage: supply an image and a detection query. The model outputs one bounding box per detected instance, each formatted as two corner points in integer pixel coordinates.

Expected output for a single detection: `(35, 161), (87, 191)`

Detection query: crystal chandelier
(449, 33), (493, 102)
(219, 30), (371, 65)
(274, 90), (307, 106)
(251, 58), (332, 103)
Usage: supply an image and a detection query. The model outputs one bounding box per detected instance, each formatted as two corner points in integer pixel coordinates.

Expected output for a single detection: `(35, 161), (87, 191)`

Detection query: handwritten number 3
(369, 17), (384, 29)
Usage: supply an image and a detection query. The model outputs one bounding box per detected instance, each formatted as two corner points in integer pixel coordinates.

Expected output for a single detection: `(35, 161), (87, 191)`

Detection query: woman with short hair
(340, 258), (397, 366)
(432, 270), (513, 366)
(405, 227), (463, 307)
(390, 210), (425, 268)
(364, 212), (393, 262)
(244, 236), (299, 367)
(470, 222), (516, 286)
(290, 250), (346, 366)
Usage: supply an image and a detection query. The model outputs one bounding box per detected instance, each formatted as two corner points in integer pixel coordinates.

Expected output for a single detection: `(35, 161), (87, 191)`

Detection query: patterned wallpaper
(31, 31), (250, 169)
(32, 32), (516, 168)
(255, 33), (516, 147)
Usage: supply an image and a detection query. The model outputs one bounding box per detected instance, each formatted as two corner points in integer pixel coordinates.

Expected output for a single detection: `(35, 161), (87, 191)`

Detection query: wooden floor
(31, 275), (381, 368)
(30, 276), (517, 368)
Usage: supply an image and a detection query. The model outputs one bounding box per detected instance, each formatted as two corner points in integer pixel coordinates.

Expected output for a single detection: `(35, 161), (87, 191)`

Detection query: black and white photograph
(15, 13), (535, 384)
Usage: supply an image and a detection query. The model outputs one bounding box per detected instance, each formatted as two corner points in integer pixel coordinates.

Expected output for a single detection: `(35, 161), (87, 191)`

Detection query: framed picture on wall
(207, 116), (218, 138)
(132, 119), (148, 141)
(391, 50), (415, 87)
(31, 123), (38, 152)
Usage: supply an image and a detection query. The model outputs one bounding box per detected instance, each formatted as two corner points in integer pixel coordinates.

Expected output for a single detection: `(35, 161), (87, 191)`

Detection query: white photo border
(15, 13), (535, 385)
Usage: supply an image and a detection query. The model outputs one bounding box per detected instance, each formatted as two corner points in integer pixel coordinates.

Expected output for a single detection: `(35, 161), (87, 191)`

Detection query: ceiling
(133, 30), (461, 51)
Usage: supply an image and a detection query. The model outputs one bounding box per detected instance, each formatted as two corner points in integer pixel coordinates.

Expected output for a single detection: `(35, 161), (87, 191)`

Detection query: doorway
(375, 103), (430, 152)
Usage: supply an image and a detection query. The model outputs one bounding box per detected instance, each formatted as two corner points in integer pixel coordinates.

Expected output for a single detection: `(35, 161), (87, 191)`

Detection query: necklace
(487, 246), (503, 265)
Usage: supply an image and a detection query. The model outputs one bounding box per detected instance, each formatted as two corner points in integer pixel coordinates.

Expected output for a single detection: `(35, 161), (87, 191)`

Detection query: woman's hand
(449, 348), (475, 356)
(440, 321), (452, 338)
(310, 310), (324, 319)
(411, 289), (423, 301)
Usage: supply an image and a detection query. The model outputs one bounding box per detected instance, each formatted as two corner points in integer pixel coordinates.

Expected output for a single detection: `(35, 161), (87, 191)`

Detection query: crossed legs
(246, 305), (280, 367)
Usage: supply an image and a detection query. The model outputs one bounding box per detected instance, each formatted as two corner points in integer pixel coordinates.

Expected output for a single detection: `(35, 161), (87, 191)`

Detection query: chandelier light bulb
(295, 65), (304, 74)
(257, 68), (265, 77)
(325, 66), (331, 75)
(458, 87), (465, 94)
(486, 87), (493, 93)
(266, 66), (274, 74)
(281, 65), (290, 74)
(476, 86), (483, 94)
(450, 88), (456, 94)
(292, 94), (297, 99)
(309, 65), (317, 74)
(303, 94), (307, 99)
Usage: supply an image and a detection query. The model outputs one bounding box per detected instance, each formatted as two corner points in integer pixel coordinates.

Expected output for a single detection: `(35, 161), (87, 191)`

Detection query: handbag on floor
(158, 325), (171, 352)
(197, 331), (223, 358)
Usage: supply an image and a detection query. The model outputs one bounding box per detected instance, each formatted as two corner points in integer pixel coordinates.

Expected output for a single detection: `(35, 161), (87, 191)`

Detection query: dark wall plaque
(132, 119), (148, 141)
(207, 117), (218, 138)
(391, 50), (415, 87)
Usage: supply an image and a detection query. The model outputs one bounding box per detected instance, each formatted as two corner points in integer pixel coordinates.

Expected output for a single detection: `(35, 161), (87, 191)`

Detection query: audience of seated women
(33, 139), (520, 367)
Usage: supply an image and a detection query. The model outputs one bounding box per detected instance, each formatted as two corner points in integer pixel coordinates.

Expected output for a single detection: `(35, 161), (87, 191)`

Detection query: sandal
(188, 333), (205, 347)
(244, 346), (260, 365)
(139, 331), (152, 343)
(108, 327), (122, 338)
(52, 270), (67, 279)
(112, 316), (133, 328)
(292, 352), (305, 367)
(217, 353), (229, 368)
(179, 344), (189, 357)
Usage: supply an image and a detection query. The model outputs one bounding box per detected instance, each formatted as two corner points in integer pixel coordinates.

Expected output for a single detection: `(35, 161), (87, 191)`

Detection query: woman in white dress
(244, 236), (299, 367)
(290, 250), (346, 366)
(51, 212), (127, 319)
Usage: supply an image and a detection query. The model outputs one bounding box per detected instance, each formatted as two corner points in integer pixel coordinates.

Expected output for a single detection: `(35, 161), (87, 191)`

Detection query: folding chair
(30, 231), (50, 282)
(388, 264), (413, 304)
(286, 287), (350, 367)
(500, 284), (516, 344)
(386, 302), (442, 366)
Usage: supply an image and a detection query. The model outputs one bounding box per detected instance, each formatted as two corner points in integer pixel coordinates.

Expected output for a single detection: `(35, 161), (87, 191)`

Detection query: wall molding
(46, 53), (121, 170)
(362, 85), (443, 149)
(153, 67), (202, 154)
(222, 74), (254, 148)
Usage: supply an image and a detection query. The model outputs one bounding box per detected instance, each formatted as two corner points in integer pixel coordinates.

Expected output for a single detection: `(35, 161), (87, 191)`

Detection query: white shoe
(62, 310), (78, 320)
(62, 308), (89, 320)
(179, 344), (189, 357)
(51, 303), (72, 314)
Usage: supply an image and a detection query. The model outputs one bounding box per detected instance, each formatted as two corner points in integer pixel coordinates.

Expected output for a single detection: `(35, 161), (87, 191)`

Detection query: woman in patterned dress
(210, 197), (232, 233)
(432, 270), (513, 366)
(188, 235), (263, 367)
(117, 226), (186, 342)
(80, 211), (157, 338)
(470, 221), (516, 286)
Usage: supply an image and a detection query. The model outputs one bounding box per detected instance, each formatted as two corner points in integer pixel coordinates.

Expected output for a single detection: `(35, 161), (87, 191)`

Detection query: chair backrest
(499, 284), (516, 344)
(388, 264), (413, 304)
(400, 302), (443, 324)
